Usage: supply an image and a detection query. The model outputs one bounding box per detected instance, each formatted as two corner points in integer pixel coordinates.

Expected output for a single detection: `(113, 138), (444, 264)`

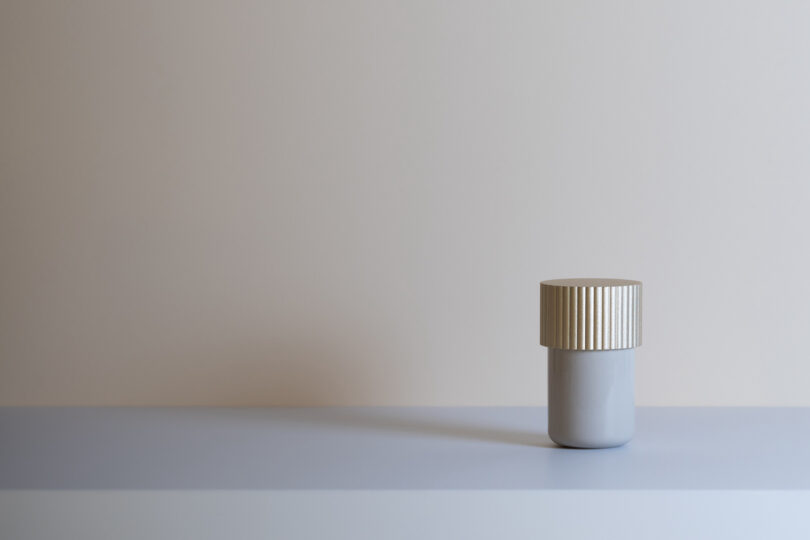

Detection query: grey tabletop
(1, 407), (808, 490)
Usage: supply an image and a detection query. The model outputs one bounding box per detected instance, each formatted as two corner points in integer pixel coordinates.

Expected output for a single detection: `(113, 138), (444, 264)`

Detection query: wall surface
(2, 0), (809, 406)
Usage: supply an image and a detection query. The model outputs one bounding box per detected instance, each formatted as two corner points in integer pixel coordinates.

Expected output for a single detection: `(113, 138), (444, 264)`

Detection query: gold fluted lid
(540, 278), (642, 350)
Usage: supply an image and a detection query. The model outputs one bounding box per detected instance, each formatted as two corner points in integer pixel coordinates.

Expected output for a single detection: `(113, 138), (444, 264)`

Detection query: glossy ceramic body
(547, 348), (634, 448)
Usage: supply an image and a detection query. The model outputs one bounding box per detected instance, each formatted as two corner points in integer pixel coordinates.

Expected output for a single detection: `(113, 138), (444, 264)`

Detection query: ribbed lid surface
(540, 278), (642, 350)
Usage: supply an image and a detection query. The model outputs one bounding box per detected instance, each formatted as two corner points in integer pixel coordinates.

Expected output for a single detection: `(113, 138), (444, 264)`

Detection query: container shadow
(282, 407), (559, 448)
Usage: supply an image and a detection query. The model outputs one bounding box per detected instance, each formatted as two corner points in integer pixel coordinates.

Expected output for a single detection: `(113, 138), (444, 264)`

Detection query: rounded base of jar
(548, 430), (632, 449)
(547, 347), (635, 450)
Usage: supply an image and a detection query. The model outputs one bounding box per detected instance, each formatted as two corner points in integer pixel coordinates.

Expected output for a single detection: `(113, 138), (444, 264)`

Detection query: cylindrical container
(540, 278), (642, 448)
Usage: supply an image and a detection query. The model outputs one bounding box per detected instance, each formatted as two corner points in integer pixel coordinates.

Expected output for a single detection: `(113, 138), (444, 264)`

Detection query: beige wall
(2, 0), (810, 406)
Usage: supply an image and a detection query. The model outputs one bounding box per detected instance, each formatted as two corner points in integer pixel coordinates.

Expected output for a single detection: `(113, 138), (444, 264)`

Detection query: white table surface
(4, 407), (810, 540)
(2, 406), (809, 490)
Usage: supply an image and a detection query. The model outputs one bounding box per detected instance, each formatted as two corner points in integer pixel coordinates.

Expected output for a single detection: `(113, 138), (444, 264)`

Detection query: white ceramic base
(547, 348), (634, 448)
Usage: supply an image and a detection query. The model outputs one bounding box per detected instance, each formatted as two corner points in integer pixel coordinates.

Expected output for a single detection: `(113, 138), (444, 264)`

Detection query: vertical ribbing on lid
(540, 278), (642, 350)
